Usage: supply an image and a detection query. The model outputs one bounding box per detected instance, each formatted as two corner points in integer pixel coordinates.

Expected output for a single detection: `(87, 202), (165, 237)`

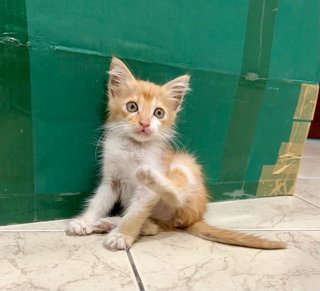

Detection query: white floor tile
(302, 139), (320, 157)
(205, 196), (320, 230)
(130, 231), (320, 291)
(0, 232), (139, 291)
(0, 219), (67, 231)
(298, 139), (320, 178)
(295, 178), (320, 208)
(299, 157), (320, 178)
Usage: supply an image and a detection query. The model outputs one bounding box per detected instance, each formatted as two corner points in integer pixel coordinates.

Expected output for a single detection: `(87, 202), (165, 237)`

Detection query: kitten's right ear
(108, 57), (135, 97)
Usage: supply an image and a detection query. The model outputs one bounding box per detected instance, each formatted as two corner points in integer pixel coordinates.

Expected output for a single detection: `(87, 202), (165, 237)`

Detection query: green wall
(0, 0), (319, 224)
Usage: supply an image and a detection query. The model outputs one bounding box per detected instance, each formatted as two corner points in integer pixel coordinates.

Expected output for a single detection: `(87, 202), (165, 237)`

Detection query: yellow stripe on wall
(257, 83), (319, 197)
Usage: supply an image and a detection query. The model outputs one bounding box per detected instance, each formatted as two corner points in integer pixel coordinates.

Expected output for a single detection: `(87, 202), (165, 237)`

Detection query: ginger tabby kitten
(67, 58), (286, 250)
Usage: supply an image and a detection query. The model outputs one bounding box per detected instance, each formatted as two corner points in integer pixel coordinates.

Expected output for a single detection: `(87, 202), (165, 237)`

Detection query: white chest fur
(103, 136), (162, 173)
(101, 135), (163, 206)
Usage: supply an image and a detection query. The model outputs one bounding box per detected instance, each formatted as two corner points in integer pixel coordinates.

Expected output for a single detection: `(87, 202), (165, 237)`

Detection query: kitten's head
(106, 57), (190, 143)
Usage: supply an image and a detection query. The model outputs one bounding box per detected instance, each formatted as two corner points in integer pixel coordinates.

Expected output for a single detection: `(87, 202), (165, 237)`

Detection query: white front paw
(135, 165), (157, 186)
(103, 231), (134, 250)
(66, 219), (93, 236)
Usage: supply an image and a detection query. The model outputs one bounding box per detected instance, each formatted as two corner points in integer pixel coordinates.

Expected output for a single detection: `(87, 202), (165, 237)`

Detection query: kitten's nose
(139, 120), (150, 129)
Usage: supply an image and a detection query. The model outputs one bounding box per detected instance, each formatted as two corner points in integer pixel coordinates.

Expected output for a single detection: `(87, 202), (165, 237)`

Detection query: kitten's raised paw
(66, 219), (93, 236)
(103, 231), (134, 250)
(93, 218), (116, 233)
(135, 166), (157, 186)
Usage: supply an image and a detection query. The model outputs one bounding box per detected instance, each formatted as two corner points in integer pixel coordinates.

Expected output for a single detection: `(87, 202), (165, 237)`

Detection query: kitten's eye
(154, 108), (165, 119)
(126, 101), (138, 112)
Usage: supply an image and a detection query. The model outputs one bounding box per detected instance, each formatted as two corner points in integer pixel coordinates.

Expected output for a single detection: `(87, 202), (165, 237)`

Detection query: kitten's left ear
(163, 75), (190, 111)
(108, 57), (135, 98)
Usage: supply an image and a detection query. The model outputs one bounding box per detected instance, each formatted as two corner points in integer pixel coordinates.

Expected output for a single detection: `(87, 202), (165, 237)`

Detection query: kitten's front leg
(135, 165), (186, 207)
(67, 181), (118, 236)
(104, 187), (159, 250)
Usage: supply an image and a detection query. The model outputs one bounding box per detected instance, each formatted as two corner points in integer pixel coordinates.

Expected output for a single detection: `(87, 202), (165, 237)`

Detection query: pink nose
(139, 121), (150, 129)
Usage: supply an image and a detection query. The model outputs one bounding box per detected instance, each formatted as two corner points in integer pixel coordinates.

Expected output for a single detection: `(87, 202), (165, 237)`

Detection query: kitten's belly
(151, 199), (176, 221)
(114, 178), (136, 209)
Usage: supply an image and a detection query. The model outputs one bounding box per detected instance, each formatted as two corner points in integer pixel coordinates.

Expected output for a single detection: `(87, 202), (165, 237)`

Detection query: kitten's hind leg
(94, 217), (160, 235)
(93, 216), (121, 233)
(140, 218), (160, 236)
(135, 165), (189, 208)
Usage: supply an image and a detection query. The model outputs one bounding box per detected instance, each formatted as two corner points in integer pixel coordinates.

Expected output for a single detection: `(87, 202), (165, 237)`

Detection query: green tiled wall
(0, 0), (319, 224)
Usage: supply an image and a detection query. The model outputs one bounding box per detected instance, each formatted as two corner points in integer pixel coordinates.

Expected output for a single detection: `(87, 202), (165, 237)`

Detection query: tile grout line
(297, 176), (320, 179)
(1, 228), (319, 233)
(228, 229), (320, 231)
(126, 249), (146, 291)
(294, 195), (320, 209)
(0, 229), (64, 232)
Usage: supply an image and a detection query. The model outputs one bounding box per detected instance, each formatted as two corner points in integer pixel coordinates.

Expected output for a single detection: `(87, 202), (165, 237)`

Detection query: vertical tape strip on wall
(257, 84), (319, 196)
(218, 0), (278, 184)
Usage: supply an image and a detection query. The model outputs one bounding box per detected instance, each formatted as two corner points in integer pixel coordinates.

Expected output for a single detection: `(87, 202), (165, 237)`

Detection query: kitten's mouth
(138, 129), (151, 136)
(134, 128), (153, 140)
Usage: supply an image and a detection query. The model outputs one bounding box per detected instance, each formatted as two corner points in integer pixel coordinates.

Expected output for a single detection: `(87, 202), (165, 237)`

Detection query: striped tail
(187, 220), (286, 250)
